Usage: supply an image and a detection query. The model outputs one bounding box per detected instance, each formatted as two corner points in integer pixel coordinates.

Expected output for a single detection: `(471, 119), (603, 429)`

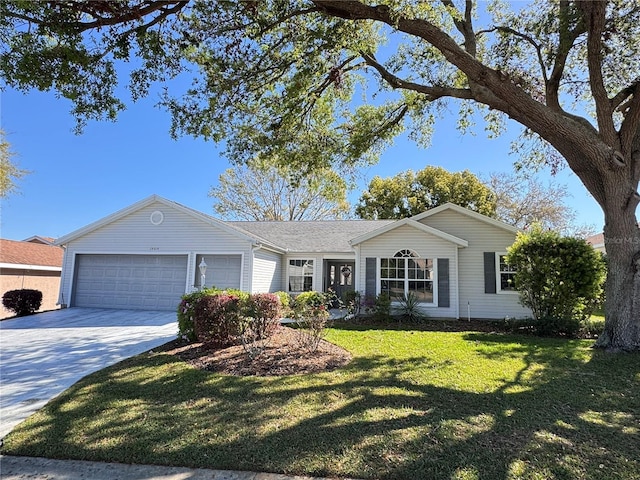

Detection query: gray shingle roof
(164, 196), (395, 252)
(227, 220), (395, 252)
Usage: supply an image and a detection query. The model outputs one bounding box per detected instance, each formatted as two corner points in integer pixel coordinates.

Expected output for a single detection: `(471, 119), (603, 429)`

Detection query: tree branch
(257, 7), (320, 36)
(546, 1), (586, 112)
(45, 1), (188, 34)
(619, 83), (640, 159)
(441, 0), (476, 57)
(477, 26), (548, 85)
(580, 1), (617, 145)
(360, 52), (473, 101)
(612, 79), (640, 112)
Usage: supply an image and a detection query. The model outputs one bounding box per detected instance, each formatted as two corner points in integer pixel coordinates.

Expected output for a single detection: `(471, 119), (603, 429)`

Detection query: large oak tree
(2, 1), (638, 350)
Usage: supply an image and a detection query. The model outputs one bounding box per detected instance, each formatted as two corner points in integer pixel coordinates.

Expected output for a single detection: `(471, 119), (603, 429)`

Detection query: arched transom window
(380, 249), (434, 303)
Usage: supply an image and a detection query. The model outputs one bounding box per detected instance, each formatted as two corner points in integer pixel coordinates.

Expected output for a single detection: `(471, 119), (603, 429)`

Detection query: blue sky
(1, 84), (604, 242)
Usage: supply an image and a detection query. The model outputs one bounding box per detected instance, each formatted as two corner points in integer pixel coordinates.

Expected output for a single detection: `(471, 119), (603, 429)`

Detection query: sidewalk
(0, 456), (359, 480)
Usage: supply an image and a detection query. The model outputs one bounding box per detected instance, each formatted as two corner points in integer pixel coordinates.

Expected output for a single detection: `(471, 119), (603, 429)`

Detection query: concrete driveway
(0, 308), (177, 439)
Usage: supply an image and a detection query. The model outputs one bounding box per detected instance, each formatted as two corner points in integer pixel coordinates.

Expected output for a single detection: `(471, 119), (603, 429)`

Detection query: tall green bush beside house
(506, 227), (606, 336)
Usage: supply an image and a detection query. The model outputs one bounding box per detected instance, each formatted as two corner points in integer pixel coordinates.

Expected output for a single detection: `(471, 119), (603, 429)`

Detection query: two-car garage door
(72, 254), (189, 311)
(72, 254), (243, 311)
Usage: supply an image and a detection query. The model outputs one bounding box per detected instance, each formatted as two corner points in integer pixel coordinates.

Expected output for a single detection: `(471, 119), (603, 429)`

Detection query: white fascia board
(350, 217), (468, 247)
(410, 203), (520, 234)
(0, 262), (62, 271)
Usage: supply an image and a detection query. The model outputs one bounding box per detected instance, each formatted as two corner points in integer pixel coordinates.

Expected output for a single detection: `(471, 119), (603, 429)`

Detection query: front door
(326, 261), (355, 303)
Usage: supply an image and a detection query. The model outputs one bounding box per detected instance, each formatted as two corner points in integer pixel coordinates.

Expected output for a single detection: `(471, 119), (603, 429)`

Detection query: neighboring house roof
(22, 236), (56, 245)
(586, 222), (640, 251)
(228, 220), (394, 252)
(350, 217), (469, 247)
(0, 239), (64, 270)
(586, 232), (605, 249)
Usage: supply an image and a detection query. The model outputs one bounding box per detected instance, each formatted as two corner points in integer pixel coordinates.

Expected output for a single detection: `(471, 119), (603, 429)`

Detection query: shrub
(535, 315), (583, 337)
(395, 292), (425, 323)
(177, 289), (214, 341)
(342, 290), (361, 316)
(506, 226), (606, 324)
(294, 303), (331, 353)
(581, 317), (606, 338)
(239, 293), (281, 359)
(293, 291), (325, 308)
(273, 291), (293, 317)
(374, 292), (391, 321)
(2, 289), (43, 317)
(244, 293), (282, 340)
(193, 292), (243, 347)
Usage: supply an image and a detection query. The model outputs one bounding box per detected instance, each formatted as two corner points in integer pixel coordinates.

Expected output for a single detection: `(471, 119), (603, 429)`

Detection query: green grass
(3, 324), (639, 480)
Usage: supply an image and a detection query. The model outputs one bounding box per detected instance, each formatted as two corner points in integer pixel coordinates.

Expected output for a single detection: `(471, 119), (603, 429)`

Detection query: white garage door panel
(73, 254), (188, 311)
(196, 254), (242, 290)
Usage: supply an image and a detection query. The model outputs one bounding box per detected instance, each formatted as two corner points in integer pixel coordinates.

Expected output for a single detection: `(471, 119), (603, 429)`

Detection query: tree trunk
(594, 205), (640, 351)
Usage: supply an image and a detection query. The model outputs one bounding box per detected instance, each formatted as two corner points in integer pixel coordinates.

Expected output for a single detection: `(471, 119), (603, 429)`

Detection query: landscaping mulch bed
(157, 325), (352, 377)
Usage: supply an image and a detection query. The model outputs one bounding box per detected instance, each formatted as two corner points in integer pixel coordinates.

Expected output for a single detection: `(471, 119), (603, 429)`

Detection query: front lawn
(3, 324), (639, 480)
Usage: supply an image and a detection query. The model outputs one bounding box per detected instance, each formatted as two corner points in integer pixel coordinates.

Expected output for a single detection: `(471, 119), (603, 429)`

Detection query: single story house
(1, 238), (64, 318)
(54, 195), (530, 319)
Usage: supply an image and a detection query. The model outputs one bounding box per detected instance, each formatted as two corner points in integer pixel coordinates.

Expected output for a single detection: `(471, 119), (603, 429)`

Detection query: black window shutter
(437, 258), (450, 308)
(484, 252), (496, 294)
(365, 257), (377, 299)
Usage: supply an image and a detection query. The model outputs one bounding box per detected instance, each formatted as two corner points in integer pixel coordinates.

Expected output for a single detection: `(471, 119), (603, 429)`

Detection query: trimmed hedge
(194, 292), (242, 347)
(177, 289), (286, 347)
(244, 293), (282, 340)
(2, 289), (43, 317)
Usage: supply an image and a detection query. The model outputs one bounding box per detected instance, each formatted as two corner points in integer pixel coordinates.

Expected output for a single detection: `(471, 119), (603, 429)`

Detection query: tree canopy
(356, 165), (496, 219)
(1, 0), (638, 349)
(210, 160), (351, 221)
(0, 130), (29, 199)
(488, 172), (592, 236)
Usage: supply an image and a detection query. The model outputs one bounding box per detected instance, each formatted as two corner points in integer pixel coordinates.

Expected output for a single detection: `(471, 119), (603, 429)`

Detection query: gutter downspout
(57, 244), (68, 308)
(455, 246), (460, 320)
(250, 243), (263, 294)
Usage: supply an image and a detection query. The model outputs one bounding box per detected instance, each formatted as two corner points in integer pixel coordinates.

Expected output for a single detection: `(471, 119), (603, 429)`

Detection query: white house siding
(58, 201), (253, 308)
(252, 248), (282, 293)
(356, 224), (459, 318)
(418, 210), (531, 319)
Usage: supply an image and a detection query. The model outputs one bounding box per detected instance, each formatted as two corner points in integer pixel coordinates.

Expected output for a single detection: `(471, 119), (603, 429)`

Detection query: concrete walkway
(0, 456), (348, 480)
(0, 308), (177, 439)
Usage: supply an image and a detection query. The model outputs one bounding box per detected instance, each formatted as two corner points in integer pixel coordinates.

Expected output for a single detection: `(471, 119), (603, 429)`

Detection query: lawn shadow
(3, 331), (639, 480)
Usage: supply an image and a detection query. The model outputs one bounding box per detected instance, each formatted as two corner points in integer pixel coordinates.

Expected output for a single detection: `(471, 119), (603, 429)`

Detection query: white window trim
(496, 252), (518, 294)
(287, 258), (315, 293)
(379, 252), (438, 306)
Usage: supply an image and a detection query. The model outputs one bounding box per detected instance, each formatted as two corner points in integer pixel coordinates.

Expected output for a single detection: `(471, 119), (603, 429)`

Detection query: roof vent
(150, 211), (164, 225)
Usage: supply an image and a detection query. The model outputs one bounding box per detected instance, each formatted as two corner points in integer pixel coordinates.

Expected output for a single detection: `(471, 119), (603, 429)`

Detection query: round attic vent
(150, 210), (164, 225)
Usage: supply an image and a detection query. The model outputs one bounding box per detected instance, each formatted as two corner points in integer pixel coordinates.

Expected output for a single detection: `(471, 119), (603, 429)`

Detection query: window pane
(500, 273), (517, 291)
(289, 259), (313, 292)
(381, 280), (405, 300)
(409, 280), (433, 303)
(499, 255), (516, 272)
